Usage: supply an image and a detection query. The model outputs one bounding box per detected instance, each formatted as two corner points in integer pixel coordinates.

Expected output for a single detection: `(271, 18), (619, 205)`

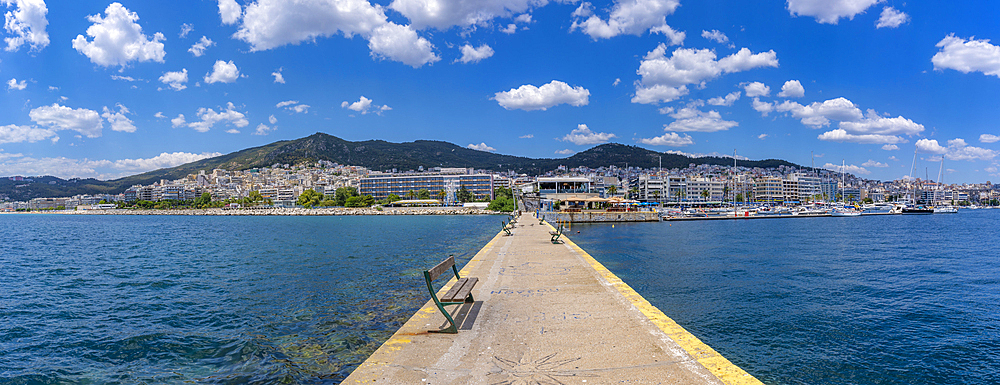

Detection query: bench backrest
(426, 255), (459, 282)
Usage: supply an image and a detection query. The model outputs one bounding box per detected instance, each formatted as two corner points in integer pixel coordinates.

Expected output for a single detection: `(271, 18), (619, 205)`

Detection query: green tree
(701, 189), (709, 201)
(405, 189), (416, 199)
(297, 189), (323, 208)
(334, 187), (359, 206)
(248, 190), (264, 206)
(488, 195), (515, 212)
(457, 187), (474, 203)
(606, 185), (618, 196)
(387, 194), (401, 203)
(345, 195), (376, 207)
(194, 192), (212, 208)
(494, 186), (513, 200)
(735, 193), (744, 203)
(863, 197), (873, 204)
(436, 189), (447, 201)
(417, 188), (431, 199)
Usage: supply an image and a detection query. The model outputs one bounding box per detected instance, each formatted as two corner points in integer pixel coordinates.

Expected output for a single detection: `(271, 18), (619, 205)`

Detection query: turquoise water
(571, 210), (1000, 385)
(4, 212), (999, 384)
(0, 214), (498, 384)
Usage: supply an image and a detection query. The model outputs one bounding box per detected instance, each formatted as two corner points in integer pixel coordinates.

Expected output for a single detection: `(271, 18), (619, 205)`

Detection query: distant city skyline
(2, 0), (999, 183)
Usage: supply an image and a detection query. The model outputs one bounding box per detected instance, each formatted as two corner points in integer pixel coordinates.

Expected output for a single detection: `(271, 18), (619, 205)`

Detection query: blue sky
(2, 0), (1000, 183)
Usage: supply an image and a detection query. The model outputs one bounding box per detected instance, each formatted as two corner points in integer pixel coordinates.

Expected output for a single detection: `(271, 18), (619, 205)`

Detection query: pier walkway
(344, 216), (762, 384)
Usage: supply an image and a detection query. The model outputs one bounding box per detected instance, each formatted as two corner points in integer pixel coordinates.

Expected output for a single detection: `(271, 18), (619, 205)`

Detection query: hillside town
(3, 159), (999, 212)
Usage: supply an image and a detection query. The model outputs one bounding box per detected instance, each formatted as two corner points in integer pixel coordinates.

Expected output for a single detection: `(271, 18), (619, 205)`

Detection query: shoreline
(5, 207), (502, 216)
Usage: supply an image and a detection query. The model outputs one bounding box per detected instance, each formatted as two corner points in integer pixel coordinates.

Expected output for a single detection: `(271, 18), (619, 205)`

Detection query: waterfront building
(685, 177), (724, 202)
(754, 177), (784, 203)
(360, 171), (494, 203)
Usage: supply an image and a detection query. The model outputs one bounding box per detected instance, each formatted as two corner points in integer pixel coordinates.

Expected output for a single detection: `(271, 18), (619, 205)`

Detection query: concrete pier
(344, 216), (762, 384)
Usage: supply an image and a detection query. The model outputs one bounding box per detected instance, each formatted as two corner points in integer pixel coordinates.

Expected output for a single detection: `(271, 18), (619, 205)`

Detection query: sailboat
(902, 149), (933, 214)
(933, 158), (958, 213)
(831, 159), (862, 217)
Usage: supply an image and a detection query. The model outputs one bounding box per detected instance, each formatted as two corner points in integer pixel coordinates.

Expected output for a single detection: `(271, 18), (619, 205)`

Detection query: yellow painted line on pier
(551, 223), (764, 385)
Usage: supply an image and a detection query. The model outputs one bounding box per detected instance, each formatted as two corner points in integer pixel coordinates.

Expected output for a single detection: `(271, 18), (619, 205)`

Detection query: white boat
(933, 206), (958, 214)
(831, 207), (862, 217)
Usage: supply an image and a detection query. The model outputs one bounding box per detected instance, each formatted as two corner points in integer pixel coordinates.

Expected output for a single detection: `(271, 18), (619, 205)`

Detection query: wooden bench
(423, 256), (478, 334)
(501, 221), (512, 236)
(538, 215), (545, 225)
(549, 224), (564, 243)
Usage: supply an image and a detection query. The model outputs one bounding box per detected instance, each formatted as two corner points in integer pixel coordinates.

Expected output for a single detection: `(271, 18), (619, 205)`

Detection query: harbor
(344, 214), (761, 384)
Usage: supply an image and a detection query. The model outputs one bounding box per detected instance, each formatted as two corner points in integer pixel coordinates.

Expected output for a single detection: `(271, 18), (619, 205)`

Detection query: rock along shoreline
(57, 207), (502, 216)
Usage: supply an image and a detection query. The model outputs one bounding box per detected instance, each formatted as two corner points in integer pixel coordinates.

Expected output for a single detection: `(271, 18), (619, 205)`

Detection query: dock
(344, 215), (762, 384)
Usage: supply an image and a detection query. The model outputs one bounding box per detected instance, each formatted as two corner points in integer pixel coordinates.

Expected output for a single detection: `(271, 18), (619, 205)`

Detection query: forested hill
(1, 132), (801, 200)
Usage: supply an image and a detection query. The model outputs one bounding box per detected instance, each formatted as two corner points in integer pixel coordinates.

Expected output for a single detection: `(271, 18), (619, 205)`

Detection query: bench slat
(441, 277), (470, 302)
(450, 277), (478, 302)
(427, 255), (455, 282)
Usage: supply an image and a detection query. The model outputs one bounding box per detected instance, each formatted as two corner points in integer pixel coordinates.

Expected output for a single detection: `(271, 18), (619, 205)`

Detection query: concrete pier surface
(344, 216), (762, 384)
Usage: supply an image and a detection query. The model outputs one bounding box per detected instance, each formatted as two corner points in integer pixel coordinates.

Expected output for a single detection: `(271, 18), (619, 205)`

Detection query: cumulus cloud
(876, 7), (909, 29)
(234, 0), (439, 68)
(932, 34), (1000, 78)
(663, 107), (738, 132)
(817, 129), (906, 144)
(519, 134), (533, 139)
(0, 124), (56, 144)
(561, 124), (616, 145)
(632, 44), (777, 104)
(838, 110), (924, 135)
(268, 114), (277, 124)
(71, 2), (165, 67)
(253, 123), (275, 136)
(758, 134), (768, 140)
(467, 142), (496, 152)
(707, 91), (741, 106)
(0, 151), (222, 180)
(391, 0), (540, 30)
(159, 69), (188, 91)
(743, 81), (770, 97)
(823, 162), (871, 175)
(277, 100), (310, 113)
(774, 97), (863, 127)
(571, 0), (681, 40)
(101, 104), (136, 133)
(882, 144), (899, 150)
(171, 114), (186, 128)
(980, 134), (1000, 143)
(777, 79), (805, 98)
(29, 103), (103, 138)
(555, 149), (574, 155)
(179, 23), (193, 38)
(2, 0), (49, 52)
(862, 159), (889, 168)
(495, 80), (590, 111)
(188, 36), (215, 57)
(919, 138), (999, 161)
(341, 96), (391, 115)
(786, 0), (881, 24)
(204, 60), (240, 84)
(154, 112), (166, 119)
(219, 0), (242, 25)
(456, 43), (494, 64)
(7, 77), (26, 90)
(272, 68), (285, 83)
(752, 98), (774, 116)
(185, 102), (248, 132)
(701, 29), (728, 44)
(638, 131), (694, 146)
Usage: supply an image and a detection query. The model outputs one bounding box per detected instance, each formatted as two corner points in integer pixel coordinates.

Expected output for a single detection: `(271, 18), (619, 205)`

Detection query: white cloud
(519, 134), (533, 139)
(752, 98), (773, 116)
(495, 80), (590, 111)
(932, 34), (1000, 78)
(171, 114), (186, 128)
(0, 124), (56, 144)
(823, 162), (871, 175)
(110, 75), (136, 81)
(649, 24), (686, 46)
(219, 0), (242, 25)
(276, 100), (310, 113)
(7, 77), (26, 90)
(743, 81), (770, 97)
(817, 129), (906, 144)
(235, 0), (439, 68)
(71, 3), (165, 67)
(187, 102), (249, 132)
(638, 131), (694, 146)
(774, 97), (863, 127)
(571, 0), (680, 40)
(633, 44), (777, 104)
(561, 124), (616, 145)
(777, 79), (805, 98)
(154, 112), (165, 119)
(268, 114), (277, 124)
(915, 138), (947, 154)
(276, 100), (298, 108)
(663, 108), (738, 132)
(253, 123), (275, 136)
(204, 60), (240, 84)
(500, 24), (517, 34)
(701, 29), (728, 44)
(707, 91), (741, 106)
(758, 134), (768, 140)
(179, 23), (193, 38)
(29, 103), (103, 138)
(555, 149), (574, 155)
(391, 0), (541, 30)
(939, 138), (998, 161)
(786, 0), (881, 24)
(980, 134), (1000, 143)
(101, 104), (135, 133)
(272, 68), (285, 83)
(838, 110), (924, 135)
(225, 128), (240, 134)
(882, 144), (899, 150)
(0, 151), (222, 180)
(875, 7), (909, 29)
(862, 160), (889, 167)
(341, 96), (391, 115)
(467, 142), (496, 152)
(456, 43), (494, 64)
(188, 36), (215, 57)
(159, 69), (188, 91)
(612, 78), (621, 86)
(2, 0), (49, 52)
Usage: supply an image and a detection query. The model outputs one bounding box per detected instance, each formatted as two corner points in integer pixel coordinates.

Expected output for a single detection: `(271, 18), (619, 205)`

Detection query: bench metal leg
(429, 302), (459, 334)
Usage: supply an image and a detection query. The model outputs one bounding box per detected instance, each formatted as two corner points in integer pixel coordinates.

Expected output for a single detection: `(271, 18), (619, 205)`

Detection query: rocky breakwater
(71, 207), (500, 216)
